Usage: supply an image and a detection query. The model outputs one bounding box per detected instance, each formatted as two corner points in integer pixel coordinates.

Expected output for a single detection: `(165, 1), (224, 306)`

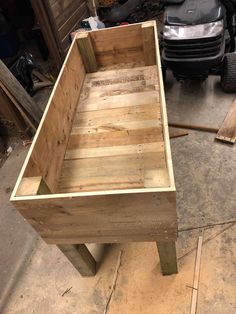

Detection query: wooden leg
(57, 244), (96, 277)
(156, 241), (178, 275)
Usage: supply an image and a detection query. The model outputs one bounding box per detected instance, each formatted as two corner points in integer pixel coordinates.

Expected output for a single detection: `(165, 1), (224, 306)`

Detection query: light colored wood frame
(11, 21), (177, 276)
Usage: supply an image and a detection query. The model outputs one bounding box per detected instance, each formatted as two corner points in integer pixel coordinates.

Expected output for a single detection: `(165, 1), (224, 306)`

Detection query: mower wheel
(221, 53), (236, 93)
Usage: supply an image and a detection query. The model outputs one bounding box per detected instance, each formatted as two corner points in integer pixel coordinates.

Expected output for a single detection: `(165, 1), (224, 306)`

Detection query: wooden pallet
(11, 22), (178, 277)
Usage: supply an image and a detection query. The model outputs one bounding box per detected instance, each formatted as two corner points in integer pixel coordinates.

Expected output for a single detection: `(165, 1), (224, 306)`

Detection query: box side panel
(16, 40), (86, 194)
(89, 24), (145, 67)
(13, 191), (177, 244)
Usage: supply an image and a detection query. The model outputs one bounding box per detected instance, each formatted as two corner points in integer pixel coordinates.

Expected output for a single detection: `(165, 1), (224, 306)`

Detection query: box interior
(13, 21), (174, 198)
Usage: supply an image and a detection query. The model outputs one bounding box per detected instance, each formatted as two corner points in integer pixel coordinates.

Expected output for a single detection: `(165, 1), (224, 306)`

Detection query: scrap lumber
(0, 82), (37, 131)
(216, 98), (236, 144)
(169, 122), (218, 134)
(0, 87), (26, 132)
(0, 60), (42, 124)
(190, 235), (203, 314)
(169, 127), (188, 139)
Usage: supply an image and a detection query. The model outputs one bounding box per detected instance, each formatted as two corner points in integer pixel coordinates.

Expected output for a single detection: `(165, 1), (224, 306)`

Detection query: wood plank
(156, 241), (178, 275)
(65, 142), (164, 160)
(71, 119), (161, 135)
(142, 22), (156, 66)
(16, 176), (51, 196)
(77, 92), (160, 113)
(57, 244), (96, 276)
(0, 60), (42, 124)
(216, 99), (236, 144)
(77, 33), (97, 73)
(86, 65), (158, 81)
(22, 41), (86, 192)
(74, 103), (160, 127)
(190, 235), (203, 314)
(60, 151), (168, 192)
(61, 152), (166, 177)
(80, 80), (157, 103)
(169, 128), (189, 139)
(0, 87), (26, 132)
(13, 191), (177, 244)
(0, 82), (37, 131)
(58, 1), (88, 41)
(169, 122), (218, 134)
(31, 0), (63, 69)
(67, 127), (163, 149)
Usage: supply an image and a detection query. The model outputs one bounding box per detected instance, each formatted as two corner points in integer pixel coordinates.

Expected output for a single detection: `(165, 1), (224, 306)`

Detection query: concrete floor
(0, 73), (235, 314)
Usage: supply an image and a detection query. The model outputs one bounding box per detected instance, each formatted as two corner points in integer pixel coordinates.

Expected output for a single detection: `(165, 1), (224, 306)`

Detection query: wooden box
(11, 21), (178, 276)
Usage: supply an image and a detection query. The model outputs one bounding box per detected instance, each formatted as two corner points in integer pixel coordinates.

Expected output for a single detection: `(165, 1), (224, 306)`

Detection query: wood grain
(216, 99), (236, 144)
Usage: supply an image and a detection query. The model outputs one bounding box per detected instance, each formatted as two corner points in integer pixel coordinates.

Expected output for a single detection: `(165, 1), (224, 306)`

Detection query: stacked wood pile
(0, 60), (43, 134)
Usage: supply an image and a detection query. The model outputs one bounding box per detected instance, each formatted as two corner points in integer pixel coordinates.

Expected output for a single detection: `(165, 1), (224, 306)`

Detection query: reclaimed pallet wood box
(11, 21), (178, 276)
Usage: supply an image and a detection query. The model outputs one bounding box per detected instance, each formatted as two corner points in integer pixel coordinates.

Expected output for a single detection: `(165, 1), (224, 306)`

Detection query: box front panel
(13, 191), (177, 244)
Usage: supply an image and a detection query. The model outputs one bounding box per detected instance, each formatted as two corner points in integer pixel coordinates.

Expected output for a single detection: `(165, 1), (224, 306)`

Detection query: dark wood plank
(57, 244), (96, 276)
(0, 60), (42, 124)
(156, 241), (178, 275)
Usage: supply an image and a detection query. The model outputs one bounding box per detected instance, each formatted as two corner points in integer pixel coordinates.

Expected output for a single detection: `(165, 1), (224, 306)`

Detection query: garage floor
(0, 73), (235, 314)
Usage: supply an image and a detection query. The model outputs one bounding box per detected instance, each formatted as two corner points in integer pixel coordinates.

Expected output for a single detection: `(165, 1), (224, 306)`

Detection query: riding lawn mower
(99, 0), (236, 92)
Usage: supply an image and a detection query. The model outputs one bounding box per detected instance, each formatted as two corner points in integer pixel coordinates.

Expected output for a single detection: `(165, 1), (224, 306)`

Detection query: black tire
(221, 53), (236, 93)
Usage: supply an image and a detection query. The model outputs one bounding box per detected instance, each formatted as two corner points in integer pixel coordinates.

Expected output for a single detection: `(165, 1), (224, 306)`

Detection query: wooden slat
(71, 119), (161, 135)
(58, 2), (88, 41)
(0, 82), (37, 131)
(0, 87), (26, 131)
(78, 92), (159, 113)
(65, 142), (164, 160)
(60, 152), (167, 192)
(216, 98), (236, 144)
(0, 60), (42, 124)
(31, 0), (63, 69)
(74, 103), (160, 127)
(156, 242), (178, 275)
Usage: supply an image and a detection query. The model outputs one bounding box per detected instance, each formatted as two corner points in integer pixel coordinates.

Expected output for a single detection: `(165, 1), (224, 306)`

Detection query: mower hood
(165, 0), (225, 26)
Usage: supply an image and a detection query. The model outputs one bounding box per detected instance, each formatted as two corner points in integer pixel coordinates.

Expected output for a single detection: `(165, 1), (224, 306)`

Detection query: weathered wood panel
(13, 191), (177, 244)
(22, 41), (86, 192)
(89, 24), (145, 67)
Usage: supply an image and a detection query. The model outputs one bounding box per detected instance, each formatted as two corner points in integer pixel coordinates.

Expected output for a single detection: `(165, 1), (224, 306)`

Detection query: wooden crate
(11, 21), (178, 276)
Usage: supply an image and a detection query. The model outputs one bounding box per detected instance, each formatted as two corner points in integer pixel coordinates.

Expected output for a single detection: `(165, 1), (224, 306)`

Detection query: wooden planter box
(11, 21), (178, 276)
